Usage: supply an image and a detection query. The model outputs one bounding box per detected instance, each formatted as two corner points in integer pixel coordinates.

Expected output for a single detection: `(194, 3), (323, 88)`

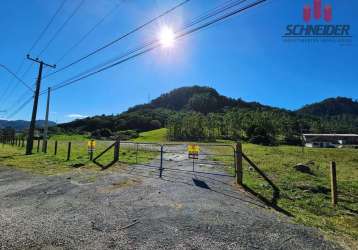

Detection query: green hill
(128, 86), (267, 113)
(297, 97), (358, 117)
(55, 86), (358, 144)
(57, 85), (274, 135)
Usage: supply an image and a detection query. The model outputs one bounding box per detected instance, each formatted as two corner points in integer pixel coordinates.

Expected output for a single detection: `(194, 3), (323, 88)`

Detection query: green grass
(211, 142), (358, 248)
(49, 133), (89, 141)
(132, 128), (168, 142)
(0, 138), (158, 175)
(0, 143), (96, 175)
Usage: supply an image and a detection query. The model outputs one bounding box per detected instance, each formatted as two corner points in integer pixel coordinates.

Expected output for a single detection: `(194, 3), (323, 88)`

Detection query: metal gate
(161, 143), (236, 177)
(118, 141), (161, 169)
(93, 141), (237, 179)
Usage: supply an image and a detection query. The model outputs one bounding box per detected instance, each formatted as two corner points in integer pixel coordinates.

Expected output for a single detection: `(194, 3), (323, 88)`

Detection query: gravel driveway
(0, 164), (341, 250)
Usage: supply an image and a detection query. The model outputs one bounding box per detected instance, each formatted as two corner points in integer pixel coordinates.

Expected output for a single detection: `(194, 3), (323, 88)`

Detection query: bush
(91, 128), (113, 139)
(115, 130), (139, 140)
(283, 134), (302, 145)
(149, 120), (162, 129)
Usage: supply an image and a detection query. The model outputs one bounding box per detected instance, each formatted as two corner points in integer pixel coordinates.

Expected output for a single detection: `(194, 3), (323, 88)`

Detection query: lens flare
(159, 26), (175, 48)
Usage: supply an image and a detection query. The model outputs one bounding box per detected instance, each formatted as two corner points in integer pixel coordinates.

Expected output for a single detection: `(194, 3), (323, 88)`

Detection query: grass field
(49, 133), (90, 141)
(212, 143), (358, 248)
(0, 137), (158, 175)
(132, 128), (168, 142)
(1, 130), (357, 248)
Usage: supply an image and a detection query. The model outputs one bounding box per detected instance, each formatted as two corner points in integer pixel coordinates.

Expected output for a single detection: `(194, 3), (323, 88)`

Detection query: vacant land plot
(0, 164), (342, 249)
(0, 131), (357, 249)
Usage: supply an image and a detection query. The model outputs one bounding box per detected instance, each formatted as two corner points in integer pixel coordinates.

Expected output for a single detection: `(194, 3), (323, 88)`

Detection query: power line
(0, 62), (35, 110)
(6, 96), (34, 119)
(47, 0), (267, 93)
(29, 0), (68, 54)
(0, 59), (26, 105)
(52, 45), (159, 92)
(37, 0), (86, 57)
(11, 0), (267, 116)
(3, 89), (33, 116)
(48, 39), (156, 90)
(0, 60), (26, 106)
(44, 0), (248, 83)
(0, 0), (67, 109)
(182, 0), (249, 30)
(54, 0), (124, 65)
(0, 64), (33, 91)
(43, 0), (191, 79)
(47, 0), (255, 91)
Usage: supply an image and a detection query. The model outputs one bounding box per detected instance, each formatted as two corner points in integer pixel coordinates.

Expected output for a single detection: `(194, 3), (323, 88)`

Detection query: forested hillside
(298, 97), (358, 116)
(55, 86), (358, 145)
(0, 120), (56, 131)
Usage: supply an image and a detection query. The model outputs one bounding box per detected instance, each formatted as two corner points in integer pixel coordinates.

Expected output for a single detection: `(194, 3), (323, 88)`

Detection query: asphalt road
(0, 162), (342, 250)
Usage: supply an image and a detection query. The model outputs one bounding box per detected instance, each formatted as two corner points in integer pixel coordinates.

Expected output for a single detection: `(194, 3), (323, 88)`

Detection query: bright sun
(158, 26), (175, 48)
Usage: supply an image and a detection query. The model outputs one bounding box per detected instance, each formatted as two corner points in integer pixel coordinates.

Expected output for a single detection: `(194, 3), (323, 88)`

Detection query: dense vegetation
(53, 86), (358, 145)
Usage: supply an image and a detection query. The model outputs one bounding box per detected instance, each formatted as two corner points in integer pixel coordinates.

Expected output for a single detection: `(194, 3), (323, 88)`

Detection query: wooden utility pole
(42, 87), (51, 153)
(26, 55), (55, 155)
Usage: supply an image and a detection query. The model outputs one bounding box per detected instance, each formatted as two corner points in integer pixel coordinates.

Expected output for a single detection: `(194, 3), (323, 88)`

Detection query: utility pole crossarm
(26, 55), (56, 68)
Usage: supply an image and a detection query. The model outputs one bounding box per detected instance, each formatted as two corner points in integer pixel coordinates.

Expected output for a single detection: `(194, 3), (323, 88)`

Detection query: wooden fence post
(37, 139), (40, 152)
(113, 140), (120, 162)
(67, 142), (71, 161)
(54, 141), (58, 155)
(159, 145), (164, 178)
(44, 140), (47, 153)
(330, 161), (337, 206)
(89, 139), (94, 160)
(236, 142), (243, 185)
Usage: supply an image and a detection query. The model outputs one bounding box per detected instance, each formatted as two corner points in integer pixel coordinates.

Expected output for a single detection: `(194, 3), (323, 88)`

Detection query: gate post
(67, 142), (71, 161)
(159, 145), (164, 178)
(114, 139), (120, 162)
(330, 161), (337, 206)
(236, 142), (243, 185)
(89, 139), (94, 161)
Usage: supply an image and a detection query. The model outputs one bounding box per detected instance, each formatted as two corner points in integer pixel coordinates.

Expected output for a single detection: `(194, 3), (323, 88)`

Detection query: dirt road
(0, 164), (341, 250)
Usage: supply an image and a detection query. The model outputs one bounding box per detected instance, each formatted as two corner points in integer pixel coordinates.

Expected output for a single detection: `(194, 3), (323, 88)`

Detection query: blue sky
(0, 0), (357, 123)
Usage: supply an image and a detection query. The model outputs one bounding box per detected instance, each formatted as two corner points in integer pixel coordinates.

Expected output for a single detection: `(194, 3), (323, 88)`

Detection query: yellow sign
(87, 140), (96, 150)
(187, 144), (200, 153)
(188, 144), (200, 159)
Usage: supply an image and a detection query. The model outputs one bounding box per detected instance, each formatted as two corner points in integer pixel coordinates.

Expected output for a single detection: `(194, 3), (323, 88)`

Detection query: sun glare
(159, 26), (175, 48)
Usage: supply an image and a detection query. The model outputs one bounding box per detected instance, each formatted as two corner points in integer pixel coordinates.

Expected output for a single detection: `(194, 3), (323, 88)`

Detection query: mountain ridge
(3, 86), (357, 137)
(297, 97), (358, 117)
(0, 119), (56, 131)
(56, 86), (358, 137)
